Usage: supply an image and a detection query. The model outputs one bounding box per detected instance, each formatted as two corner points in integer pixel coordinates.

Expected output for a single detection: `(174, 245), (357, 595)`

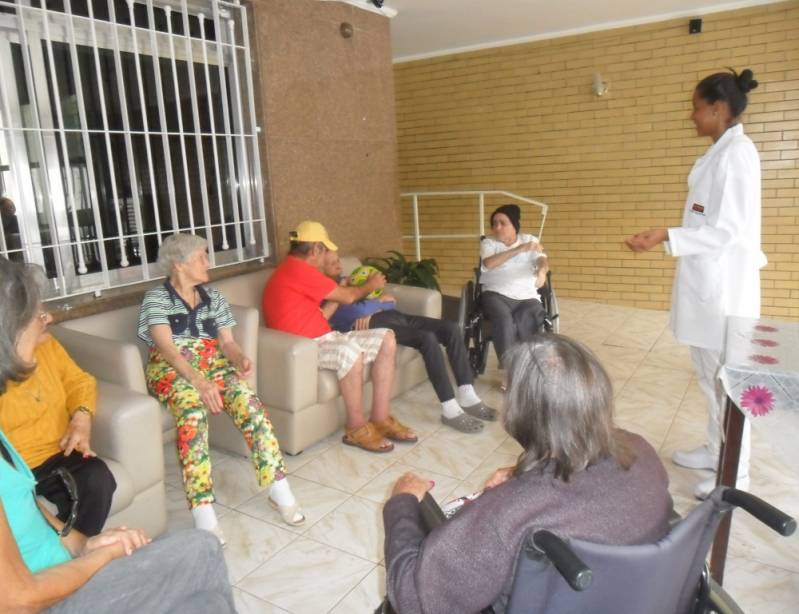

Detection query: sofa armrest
(257, 328), (319, 412)
(230, 304), (259, 390)
(51, 325), (148, 394)
(92, 381), (164, 494)
(386, 284), (442, 319)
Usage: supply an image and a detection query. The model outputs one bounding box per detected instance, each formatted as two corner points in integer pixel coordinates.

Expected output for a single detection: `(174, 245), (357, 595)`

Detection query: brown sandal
(342, 423), (394, 453)
(373, 416), (418, 443)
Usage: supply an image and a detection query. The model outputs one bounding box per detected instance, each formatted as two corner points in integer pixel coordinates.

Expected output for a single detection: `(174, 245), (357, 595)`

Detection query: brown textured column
(249, 0), (402, 260)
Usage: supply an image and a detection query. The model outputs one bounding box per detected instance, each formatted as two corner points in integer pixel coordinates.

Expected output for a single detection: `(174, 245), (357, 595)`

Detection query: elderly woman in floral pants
(138, 234), (304, 544)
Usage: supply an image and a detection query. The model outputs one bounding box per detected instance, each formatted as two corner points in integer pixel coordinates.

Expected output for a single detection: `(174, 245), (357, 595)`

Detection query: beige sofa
(61, 380), (167, 537)
(53, 257), (440, 456)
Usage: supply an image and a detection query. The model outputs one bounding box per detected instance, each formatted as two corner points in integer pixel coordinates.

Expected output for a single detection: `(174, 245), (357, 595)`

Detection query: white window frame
(0, 0), (269, 299)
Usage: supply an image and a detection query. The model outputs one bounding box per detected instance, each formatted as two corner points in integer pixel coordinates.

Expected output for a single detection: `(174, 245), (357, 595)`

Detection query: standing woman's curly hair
(503, 334), (633, 481)
(0, 257), (44, 393)
(695, 68), (759, 120)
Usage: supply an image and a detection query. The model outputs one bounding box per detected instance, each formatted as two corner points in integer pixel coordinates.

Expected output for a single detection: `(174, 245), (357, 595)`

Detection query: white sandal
(269, 497), (306, 527)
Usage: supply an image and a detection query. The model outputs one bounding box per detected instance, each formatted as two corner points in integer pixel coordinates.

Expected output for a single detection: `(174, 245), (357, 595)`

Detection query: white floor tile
(151, 299), (798, 613)
(236, 538), (374, 613)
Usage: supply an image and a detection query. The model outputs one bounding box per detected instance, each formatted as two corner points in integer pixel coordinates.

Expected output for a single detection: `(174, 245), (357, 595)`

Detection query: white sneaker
(672, 445), (717, 471)
(694, 475), (750, 500)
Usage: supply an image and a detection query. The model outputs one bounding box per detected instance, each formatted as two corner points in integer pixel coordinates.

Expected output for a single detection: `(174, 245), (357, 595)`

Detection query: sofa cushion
(317, 370), (340, 404)
(160, 408), (177, 442)
(396, 345), (420, 366)
(104, 458), (135, 516)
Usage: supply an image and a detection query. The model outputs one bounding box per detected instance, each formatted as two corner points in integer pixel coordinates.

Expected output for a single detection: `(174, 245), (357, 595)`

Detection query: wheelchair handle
(722, 488), (797, 537)
(531, 530), (593, 592)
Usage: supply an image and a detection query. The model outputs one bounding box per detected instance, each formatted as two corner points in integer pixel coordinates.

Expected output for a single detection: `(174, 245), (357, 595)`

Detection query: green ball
(349, 265), (383, 299)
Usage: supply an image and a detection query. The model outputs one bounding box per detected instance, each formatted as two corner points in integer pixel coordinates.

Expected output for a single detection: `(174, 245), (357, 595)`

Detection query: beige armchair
(52, 303), (261, 457)
(86, 381), (166, 537)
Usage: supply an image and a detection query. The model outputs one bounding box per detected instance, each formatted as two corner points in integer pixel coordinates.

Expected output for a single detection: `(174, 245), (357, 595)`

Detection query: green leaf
(360, 250), (440, 290)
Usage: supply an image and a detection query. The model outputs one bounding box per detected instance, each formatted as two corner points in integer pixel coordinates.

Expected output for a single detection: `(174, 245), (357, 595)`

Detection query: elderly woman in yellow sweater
(0, 273), (116, 536)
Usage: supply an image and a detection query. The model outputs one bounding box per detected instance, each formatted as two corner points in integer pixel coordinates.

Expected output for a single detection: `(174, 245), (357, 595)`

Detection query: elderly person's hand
(60, 411), (96, 458)
(82, 526), (151, 557)
(233, 356), (254, 380)
(485, 465), (515, 489)
(194, 377), (224, 415)
(391, 472), (434, 502)
(365, 272), (386, 292)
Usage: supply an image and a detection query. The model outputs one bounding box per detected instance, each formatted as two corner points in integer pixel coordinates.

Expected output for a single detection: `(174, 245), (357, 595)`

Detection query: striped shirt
(137, 281), (236, 346)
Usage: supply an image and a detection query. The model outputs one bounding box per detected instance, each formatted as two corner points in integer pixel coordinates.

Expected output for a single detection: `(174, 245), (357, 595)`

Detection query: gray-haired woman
(137, 233), (303, 543)
(382, 334), (673, 614)
(0, 256), (235, 613)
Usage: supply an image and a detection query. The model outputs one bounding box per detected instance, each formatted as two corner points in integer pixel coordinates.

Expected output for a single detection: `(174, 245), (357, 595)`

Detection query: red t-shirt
(262, 256), (338, 338)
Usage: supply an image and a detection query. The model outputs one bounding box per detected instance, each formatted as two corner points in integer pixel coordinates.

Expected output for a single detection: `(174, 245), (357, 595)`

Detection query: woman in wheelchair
(480, 205), (549, 369)
(382, 334), (673, 614)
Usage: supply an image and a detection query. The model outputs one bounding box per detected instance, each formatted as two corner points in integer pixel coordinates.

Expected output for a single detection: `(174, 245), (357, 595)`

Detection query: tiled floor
(163, 298), (799, 613)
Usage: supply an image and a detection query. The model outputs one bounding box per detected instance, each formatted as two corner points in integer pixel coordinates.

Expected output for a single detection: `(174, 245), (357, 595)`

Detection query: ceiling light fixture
(318, 0), (397, 19)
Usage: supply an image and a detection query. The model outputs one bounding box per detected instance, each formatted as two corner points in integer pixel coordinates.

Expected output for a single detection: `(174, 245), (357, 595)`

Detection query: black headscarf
(491, 204), (521, 233)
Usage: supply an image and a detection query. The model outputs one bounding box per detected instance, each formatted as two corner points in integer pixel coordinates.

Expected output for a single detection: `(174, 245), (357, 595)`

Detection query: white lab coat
(666, 123), (766, 351)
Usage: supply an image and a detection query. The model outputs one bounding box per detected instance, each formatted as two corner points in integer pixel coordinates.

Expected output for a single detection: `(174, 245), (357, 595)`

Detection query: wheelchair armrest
(722, 488), (797, 536)
(530, 530), (593, 592)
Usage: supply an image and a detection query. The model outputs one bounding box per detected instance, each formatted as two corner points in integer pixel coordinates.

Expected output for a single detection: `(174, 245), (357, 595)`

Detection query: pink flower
(751, 338), (778, 347)
(754, 325), (778, 333)
(749, 354), (778, 365)
(739, 386), (775, 417)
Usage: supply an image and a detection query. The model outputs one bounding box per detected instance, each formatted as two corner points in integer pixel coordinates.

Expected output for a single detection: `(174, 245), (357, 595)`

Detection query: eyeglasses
(41, 467), (79, 537)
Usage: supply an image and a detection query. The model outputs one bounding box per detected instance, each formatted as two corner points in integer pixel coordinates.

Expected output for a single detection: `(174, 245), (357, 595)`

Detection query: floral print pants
(146, 337), (286, 509)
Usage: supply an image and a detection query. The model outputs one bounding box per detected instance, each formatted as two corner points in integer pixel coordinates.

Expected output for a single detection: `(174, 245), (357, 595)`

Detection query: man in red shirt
(263, 221), (417, 453)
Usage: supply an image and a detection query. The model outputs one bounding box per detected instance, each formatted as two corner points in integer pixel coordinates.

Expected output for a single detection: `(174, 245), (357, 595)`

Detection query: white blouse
(479, 233), (545, 301)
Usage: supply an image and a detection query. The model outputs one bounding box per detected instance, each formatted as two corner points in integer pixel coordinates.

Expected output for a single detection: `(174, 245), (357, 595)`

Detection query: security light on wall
(592, 72), (609, 97)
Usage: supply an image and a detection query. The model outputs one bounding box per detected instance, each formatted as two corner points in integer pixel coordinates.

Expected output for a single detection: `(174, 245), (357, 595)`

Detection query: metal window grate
(0, 0), (269, 299)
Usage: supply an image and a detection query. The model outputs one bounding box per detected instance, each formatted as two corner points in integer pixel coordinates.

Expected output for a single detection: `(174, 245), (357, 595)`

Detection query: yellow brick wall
(394, 2), (799, 319)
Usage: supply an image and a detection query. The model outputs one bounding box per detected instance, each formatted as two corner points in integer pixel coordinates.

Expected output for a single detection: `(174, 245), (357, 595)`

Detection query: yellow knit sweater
(0, 336), (96, 468)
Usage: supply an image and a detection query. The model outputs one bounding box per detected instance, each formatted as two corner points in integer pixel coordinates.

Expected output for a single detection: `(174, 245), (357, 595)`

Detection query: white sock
(191, 503), (219, 531)
(269, 477), (297, 506)
(456, 384), (481, 407)
(441, 398), (464, 419)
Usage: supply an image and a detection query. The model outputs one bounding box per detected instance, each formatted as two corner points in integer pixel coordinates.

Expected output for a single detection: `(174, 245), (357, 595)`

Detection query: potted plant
(364, 250), (440, 291)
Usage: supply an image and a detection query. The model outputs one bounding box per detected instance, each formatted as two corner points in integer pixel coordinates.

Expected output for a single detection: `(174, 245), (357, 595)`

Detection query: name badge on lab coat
(691, 203), (705, 215)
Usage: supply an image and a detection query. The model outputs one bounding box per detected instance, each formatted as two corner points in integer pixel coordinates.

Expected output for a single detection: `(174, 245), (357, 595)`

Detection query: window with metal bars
(0, 0), (268, 299)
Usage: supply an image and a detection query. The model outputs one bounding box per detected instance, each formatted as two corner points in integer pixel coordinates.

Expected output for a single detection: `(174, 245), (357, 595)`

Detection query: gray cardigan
(383, 431), (672, 614)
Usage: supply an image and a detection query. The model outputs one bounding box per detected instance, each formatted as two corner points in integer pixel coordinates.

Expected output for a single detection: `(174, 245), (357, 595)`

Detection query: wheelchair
(377, 487), (796, 614)
(457, 251), (559, 376)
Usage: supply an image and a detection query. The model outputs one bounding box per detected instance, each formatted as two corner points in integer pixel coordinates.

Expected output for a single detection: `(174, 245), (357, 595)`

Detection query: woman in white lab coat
(625, 68), (765, 499)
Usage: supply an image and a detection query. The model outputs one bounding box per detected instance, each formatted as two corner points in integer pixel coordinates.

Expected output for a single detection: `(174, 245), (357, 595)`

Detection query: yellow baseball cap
(290, 220), (338, 251)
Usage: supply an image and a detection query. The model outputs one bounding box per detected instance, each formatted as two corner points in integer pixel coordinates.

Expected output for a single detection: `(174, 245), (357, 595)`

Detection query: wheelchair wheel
(703, 578), (745, 614)
(544, 286), (559, 333)
(468, 316), (490, 376)
(457, 280), (473, 334)
(540, 273), (560, 334)
(460, 280), (488, 376)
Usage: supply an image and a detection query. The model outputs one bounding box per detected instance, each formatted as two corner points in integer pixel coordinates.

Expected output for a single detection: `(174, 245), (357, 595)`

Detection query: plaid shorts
(315, 328), (392, 379)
